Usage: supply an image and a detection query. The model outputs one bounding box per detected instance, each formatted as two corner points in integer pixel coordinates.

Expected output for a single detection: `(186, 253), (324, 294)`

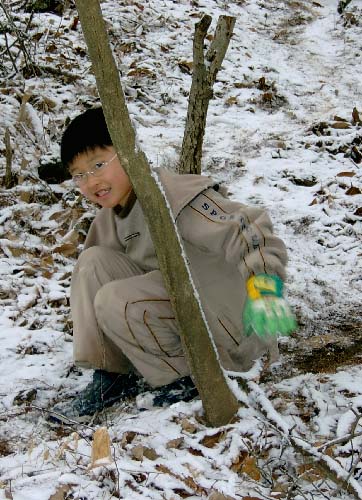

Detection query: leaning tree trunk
(75, 0), (239, 427)
(178, 15), (235, 175)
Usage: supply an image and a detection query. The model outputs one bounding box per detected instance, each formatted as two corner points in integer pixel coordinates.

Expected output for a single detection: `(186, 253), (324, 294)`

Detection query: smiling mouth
(95, 188), (111, 198)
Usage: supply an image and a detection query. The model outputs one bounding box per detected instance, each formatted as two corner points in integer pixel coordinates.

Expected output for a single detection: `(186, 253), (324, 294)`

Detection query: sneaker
(151, 376), (198, 407)
(49, 370), (148, 422)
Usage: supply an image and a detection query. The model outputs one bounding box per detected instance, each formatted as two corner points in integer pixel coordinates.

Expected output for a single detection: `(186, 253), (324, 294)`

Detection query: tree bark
(74, 0), (239, 427)
(178, 15), (235, 175)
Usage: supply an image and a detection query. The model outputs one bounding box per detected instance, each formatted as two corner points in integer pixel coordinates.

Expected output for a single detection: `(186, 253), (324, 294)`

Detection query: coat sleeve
(176, 187), (288, 283)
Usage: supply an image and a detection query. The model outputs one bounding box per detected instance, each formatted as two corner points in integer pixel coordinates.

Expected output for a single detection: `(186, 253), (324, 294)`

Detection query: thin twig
(4, 31), (18, 73)
(30, 404), (95, 431)
(248, 381), (362, 500)
(318, 430), (362, 451)
(0, 0), (38, 75)
(4, 128), (14, 188)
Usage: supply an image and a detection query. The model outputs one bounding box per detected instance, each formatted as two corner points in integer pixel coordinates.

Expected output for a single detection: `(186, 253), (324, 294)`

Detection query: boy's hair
(61, 107), (112, 168)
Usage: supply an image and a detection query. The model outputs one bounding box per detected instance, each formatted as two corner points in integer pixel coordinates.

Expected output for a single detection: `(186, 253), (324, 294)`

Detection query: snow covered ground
(0, 0), (361, 498)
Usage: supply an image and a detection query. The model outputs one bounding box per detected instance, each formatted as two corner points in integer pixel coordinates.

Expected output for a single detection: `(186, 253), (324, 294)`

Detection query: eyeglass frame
(71, 153), (118, 187)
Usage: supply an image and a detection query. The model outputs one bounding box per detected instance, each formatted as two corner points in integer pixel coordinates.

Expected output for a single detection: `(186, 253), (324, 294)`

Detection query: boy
(55, 106), (296, 420)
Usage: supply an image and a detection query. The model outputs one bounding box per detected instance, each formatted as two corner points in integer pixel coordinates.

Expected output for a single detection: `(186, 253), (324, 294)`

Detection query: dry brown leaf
(49, 485), (71, 500)
(42, 96), (58, 109)
(61, 229), (80, 245)
(23, 266), (37, 276)
(130, 444), (144, 461)
(41, 255), (54, 266)
(178, 60), (193, 75)
(42, 269), (54, 279)
(331, 121), (350, 129)
(241, 456), (261, 481)
(230, 450), (248, 473)
(271, 481), (289, 499)
(32, 31), (44, 42)
(187, 447), (203, 456)
(143, 446), (159, 461)
(325, 446), (335, 456)
(309, 198), (319, 206)
(127, 67), (155, 78)
(45, 43), (57, 53)
(53, 242), (78, 257)
(241, 496), (264, 500)
(351, 146), (362, 163)
(225, 96), (238, 106)
(120, 430), (137, 447)
(346, 186), (362, 195)
(180, 418), (198, 433)
(8, 247), (25, 257)
(5, 489), (13, 500)
(155, 464), (206, 495)
(208, 491), (236, 500)
(70, 16), (79, 30)
(49, 210), (70, 221)
(130, 444), (157, 461)
(19, 190), (32, 203)
(333, 115), (348, 122)
(262, 92), (273, 103)
(336, 171), (355, 177)
(354, 207), (362, 216)
(234, 81), (253, 89)
(200, 430), (225, 448)
(190, 12), (203, 18)
(297, 463), (323, 483)
(352, 107), (361, 125)
(166, 437), (184, 449)
(119, 42), (136, 53)
(156, 463), (169, 474)
(13, 388), (37, 406)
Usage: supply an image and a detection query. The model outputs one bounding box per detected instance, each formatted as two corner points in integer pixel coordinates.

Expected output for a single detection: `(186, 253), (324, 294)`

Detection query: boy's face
(69, 146), (132, 208)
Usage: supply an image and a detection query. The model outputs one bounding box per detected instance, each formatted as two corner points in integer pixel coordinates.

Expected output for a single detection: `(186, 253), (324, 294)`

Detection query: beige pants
(71, 246), (190, 387)
(71, 247), (278, 388)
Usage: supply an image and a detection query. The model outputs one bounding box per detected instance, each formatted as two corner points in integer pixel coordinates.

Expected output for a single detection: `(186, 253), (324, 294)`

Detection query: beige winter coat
(83, 168), (288, 371)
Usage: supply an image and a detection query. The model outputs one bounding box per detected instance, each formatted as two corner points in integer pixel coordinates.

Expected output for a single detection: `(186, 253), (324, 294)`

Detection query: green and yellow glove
(242, 274), (297, 337)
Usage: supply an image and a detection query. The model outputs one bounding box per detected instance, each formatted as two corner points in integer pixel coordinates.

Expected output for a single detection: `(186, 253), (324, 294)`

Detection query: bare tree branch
(4, 128), (14, 189)
(179, 15), (235, 175)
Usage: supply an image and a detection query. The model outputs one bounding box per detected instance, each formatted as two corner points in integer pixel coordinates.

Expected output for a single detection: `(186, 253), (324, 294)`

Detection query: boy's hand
(242, 274), (297, 337)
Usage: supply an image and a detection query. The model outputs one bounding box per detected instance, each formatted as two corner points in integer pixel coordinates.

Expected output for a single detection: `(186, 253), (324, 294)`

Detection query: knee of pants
(94, 280), (182, 358)
(75, 246), (112, 271)
(94, 280), (126, 328)
(94, 280), (144, 337)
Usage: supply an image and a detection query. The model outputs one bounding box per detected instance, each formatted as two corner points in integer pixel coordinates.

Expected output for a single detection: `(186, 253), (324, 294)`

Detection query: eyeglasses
(71, 153), (118, 187)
